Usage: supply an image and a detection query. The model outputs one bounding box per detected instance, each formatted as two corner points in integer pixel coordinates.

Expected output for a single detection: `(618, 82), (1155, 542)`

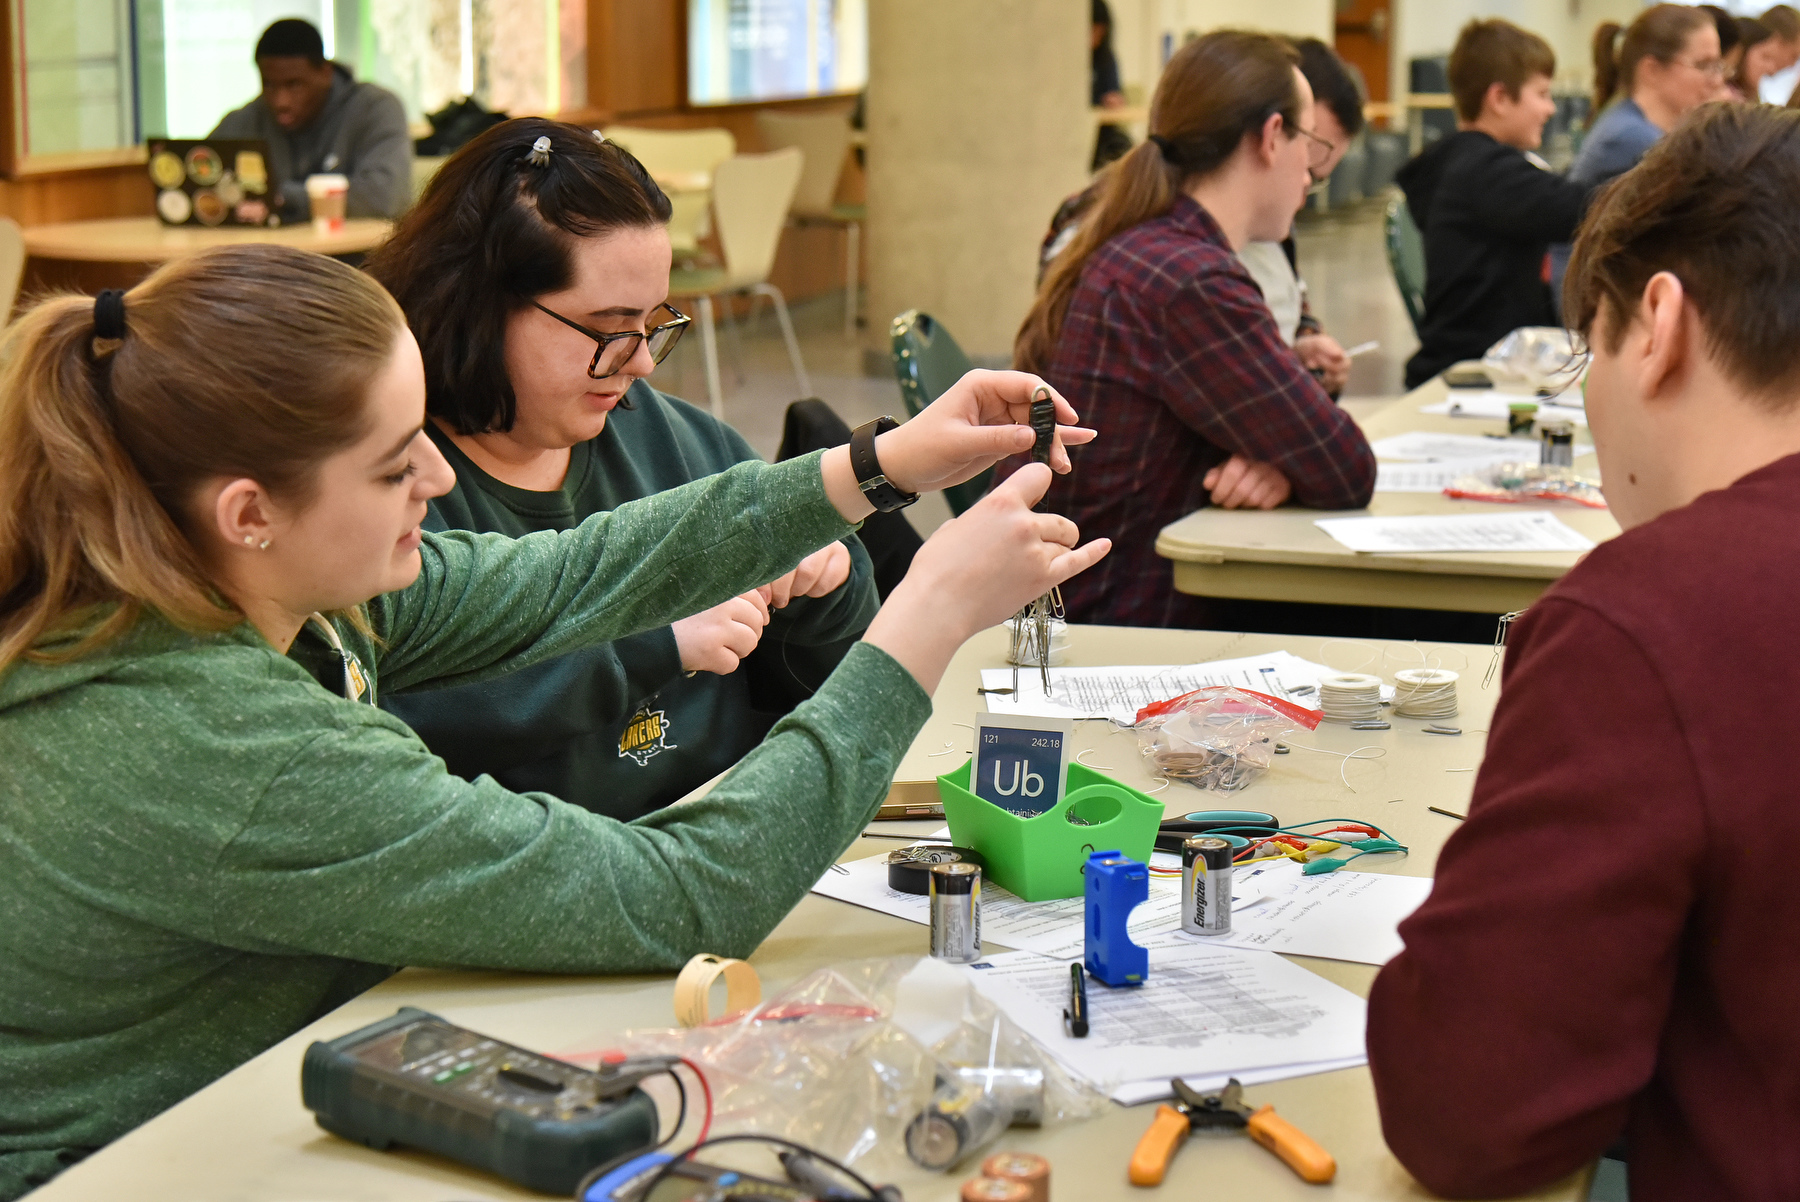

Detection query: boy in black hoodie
(1398, 20), (1592, 387)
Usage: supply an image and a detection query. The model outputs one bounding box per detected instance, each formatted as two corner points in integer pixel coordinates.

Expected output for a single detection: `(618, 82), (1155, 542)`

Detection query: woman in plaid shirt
(1012, 30), (1375, 629)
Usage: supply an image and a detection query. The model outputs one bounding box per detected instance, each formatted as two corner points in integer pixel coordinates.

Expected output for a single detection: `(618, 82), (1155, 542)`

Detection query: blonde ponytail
(0, 244), (404, 673)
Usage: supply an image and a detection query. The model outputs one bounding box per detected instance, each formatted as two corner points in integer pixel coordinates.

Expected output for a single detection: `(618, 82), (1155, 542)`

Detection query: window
(9, 0), (137, 160)
(688, 0), (866, 106)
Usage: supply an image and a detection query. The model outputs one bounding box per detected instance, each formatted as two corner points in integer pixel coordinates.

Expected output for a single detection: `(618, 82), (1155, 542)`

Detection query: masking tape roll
(673, 953), (761, 1028)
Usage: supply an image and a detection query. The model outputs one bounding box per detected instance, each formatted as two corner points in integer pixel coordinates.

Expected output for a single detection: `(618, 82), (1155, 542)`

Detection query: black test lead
(1064, 962), (1089, 1037)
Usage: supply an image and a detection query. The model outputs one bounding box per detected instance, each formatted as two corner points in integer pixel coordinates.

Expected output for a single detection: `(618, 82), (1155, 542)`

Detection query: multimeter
(301, 1006), (663, 1194)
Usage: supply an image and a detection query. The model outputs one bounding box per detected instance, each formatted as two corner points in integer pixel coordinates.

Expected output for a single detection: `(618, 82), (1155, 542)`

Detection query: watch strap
(849, 416), (919, 513)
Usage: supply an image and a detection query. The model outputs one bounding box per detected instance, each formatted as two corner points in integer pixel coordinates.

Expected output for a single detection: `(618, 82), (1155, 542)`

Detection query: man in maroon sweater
(1368, 104), (1800, 1201)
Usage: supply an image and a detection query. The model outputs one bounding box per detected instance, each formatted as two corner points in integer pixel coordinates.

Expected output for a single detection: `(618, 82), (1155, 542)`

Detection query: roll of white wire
(1392, 668), (1459, 719)
(1318, 672), (1384, 724)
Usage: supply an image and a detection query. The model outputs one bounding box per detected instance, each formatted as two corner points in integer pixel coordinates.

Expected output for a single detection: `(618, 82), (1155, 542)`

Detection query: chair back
(603, 126), (736, 258)
(890, 309), (991, 514)
(410, 155), (448, 204)
(1384, 196), (1427, 337)
(754, 111), (851, 217)
(0, 217), (24, 324)
(710, 148), (803, 290)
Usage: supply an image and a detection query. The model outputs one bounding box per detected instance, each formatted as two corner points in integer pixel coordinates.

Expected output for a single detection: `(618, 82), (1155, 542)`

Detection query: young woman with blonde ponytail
(1010, 30), (1373, 630)
(0, 245), (1107, 1198)
(1548, 5), (1718, 301)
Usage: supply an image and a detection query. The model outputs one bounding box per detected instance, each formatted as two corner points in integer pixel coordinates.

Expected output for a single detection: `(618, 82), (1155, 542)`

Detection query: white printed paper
(1370, 431), (1543, 462)
(977, 650), (1337, 724)
(1169, 859), (1433, 966)
(813, 848), (1423, 968)
(1108, 1057), (1370, 1105)
(961, 945), (1366, 1093)
(812, 852), (1216, 961)
(1375, 459), (1502, 493)
(1419, 390), (1587, 427)
(1314, 511), (1595, 554)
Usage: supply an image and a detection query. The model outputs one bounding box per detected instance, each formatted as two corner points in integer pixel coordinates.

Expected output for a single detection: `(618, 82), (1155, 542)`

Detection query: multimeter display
(302, 1006), (660, 1194)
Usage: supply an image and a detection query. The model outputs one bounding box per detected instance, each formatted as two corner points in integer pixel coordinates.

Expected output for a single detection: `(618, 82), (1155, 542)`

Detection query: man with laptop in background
(210, 18), (411, 222)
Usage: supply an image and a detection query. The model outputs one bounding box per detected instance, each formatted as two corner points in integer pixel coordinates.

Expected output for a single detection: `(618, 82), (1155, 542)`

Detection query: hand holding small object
(863, 465), (1110, 693)
(672, 590), (770, 675)
(762, 542), (852, 608)
(820, 370), (1096, 521)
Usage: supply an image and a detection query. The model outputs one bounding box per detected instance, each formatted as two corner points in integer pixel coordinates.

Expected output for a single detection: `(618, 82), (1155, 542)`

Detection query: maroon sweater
(1368, 453), (1800, 1201)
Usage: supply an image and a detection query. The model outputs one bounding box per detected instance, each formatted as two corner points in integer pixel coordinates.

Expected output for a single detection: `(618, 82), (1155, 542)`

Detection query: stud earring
(242, 535), (255, 546)
(258, 540), (271, 550)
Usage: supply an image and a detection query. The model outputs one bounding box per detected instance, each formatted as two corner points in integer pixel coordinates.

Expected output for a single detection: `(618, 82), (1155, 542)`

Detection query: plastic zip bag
(604, 957), (1104, 1177)
(1133, 686), (1322, 792)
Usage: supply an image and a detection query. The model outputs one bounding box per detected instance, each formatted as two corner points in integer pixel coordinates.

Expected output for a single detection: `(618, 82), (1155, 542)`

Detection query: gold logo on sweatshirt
(618, 705), (675, 766)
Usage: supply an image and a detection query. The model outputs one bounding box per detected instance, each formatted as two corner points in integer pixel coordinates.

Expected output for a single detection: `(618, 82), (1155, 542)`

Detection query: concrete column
(865, 0), (1090, 364)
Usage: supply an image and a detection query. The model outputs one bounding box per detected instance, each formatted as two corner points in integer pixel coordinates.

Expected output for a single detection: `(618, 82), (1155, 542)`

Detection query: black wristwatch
(848, 416), (919, 513)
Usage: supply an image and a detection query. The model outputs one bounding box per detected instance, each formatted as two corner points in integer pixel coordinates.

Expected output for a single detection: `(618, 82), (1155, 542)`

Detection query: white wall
(865, 0), (1090, 359)
(1111, 0), (1333, 99)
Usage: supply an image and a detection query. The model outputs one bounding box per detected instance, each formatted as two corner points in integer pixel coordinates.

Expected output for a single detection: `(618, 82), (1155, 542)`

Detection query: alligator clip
(1127, 1077), (1335, 1187)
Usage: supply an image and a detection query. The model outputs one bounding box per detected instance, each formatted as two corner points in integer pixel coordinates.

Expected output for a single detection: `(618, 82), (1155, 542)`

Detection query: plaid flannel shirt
(1008, 195), (1375, 628)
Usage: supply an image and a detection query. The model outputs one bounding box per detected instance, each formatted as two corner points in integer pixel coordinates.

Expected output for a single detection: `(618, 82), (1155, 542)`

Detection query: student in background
(1758, 4), (1800, 102)
(368, 120), (878, 821)
(1012, 31), (1374, 630)
(0, 244), (1105, 1199)
(1238, 37), (1364, 395)
(1703, 6), (1743, 96)
(1091, 0), (1131, 168)
(1730, 17), (1778, 101)
(1370, 102), (1800, 1202)
(209, 18), (410, 220)
(1549, 4), (1720, 301)
(1398, 19), (1590, 389)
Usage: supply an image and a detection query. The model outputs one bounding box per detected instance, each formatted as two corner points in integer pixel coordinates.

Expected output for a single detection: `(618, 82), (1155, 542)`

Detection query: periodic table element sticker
(972, 713), (1074, 818)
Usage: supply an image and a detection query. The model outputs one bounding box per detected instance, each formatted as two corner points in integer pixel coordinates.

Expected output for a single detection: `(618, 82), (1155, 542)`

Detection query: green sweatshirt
(0, 453), (931, 1200)
(383, 381), (879, 820)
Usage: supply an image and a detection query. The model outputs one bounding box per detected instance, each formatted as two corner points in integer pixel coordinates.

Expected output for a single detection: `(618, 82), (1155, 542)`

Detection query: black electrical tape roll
(886, 846), (985, 895)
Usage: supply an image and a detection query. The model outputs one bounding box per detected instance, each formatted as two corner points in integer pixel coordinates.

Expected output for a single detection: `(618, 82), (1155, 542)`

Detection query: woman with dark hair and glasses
(365, 119), (878, 821)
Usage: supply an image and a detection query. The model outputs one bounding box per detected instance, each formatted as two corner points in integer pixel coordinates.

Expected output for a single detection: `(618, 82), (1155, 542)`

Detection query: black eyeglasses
(532, 301), (691, 380)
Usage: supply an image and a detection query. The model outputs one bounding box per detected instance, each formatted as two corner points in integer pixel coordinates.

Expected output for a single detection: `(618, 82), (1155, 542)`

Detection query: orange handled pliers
(1128, 1077), (1335, 1187)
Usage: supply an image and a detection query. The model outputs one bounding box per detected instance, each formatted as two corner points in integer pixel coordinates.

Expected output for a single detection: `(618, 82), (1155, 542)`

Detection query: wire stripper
(1128, 1077), (1335, 1187)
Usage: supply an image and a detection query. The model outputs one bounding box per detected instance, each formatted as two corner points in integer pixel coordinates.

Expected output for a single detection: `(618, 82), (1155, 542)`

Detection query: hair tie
(527, 135), (553, 167)
(93, 289), (127, 340)
(1148, 134), (1184, 167)
(591, 129), (606, 145)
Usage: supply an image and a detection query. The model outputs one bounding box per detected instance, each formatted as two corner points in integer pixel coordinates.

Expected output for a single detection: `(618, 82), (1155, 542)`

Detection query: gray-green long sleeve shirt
(0, 453), (931, 1199)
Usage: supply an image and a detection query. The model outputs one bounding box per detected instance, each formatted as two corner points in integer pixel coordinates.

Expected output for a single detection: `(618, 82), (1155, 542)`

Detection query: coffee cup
(304, 173), (349, 234)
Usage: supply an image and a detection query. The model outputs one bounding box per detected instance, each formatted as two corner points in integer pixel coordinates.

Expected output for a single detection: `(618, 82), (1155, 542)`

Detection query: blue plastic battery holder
(1084, 850), (1150, 988)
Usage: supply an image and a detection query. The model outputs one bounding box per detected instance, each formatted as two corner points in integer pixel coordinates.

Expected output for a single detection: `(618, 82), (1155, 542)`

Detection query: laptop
(147, 138), (281, 228)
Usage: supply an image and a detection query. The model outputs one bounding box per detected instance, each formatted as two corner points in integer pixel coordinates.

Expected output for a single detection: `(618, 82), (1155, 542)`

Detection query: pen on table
(1064, 962), (1090, 1038)
(1428, 805), (1466, 821)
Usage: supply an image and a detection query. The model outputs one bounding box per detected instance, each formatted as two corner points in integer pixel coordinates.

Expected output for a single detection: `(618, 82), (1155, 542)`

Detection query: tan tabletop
(21, 216), (394, 264)
(1093, 103), (1149, 125)
(32, 624), (1587, 1202)
(1156, 379), (1621, 613)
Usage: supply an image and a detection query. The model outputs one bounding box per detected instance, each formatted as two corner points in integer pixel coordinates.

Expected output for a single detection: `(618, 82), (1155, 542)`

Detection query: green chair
(1385, 196), (1427, 339)
(890, 309), (992, 515)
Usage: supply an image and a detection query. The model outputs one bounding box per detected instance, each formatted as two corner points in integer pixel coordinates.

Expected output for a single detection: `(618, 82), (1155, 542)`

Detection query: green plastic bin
(936, 760), (1163, 901)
